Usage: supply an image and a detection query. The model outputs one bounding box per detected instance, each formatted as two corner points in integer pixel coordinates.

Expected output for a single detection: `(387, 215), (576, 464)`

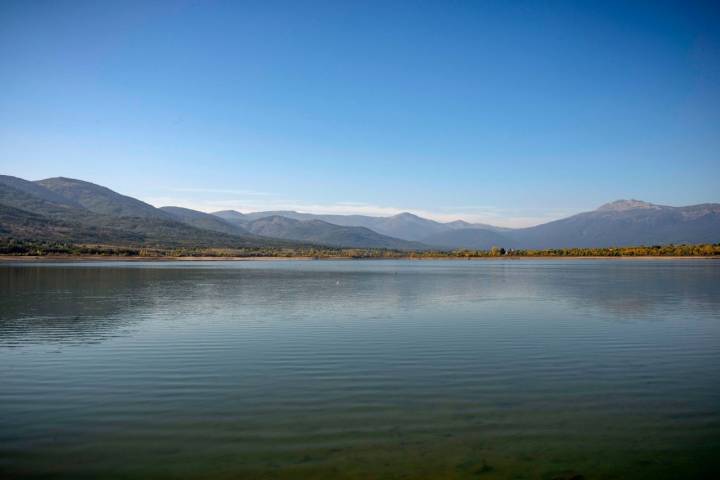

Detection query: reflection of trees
(1, 260), (718, 345)
(502, 260), (720, 318)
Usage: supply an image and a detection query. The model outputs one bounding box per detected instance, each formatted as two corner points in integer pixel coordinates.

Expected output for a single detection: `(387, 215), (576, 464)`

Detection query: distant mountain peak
(597, 199), (659, 212)
(392, 212), (420, 219)
(213, 209), (245, 216)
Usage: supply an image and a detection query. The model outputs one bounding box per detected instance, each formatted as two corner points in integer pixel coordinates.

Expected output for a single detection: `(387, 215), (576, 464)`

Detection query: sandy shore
(0, 255), (317, 262)
(1, 255), (718, 262)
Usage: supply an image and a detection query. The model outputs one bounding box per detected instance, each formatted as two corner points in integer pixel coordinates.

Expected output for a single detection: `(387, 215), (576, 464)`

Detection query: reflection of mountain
(0, 266), (170, 344)
(1, 261), (718, 346)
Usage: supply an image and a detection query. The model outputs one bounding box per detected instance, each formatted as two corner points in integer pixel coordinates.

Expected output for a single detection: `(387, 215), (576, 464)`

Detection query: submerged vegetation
(1, 239), (719, 258)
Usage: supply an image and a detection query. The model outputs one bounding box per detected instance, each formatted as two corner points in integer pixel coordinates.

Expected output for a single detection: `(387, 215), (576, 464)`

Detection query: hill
(423, 200), (720, 249)
(245, 216), (426, 250)
(0, 176), (290, 248)
(212, 209), (501, 241)
(510, 200), (720, 249)
(160, 206), (249, 236)
(36, 177), (173, 220)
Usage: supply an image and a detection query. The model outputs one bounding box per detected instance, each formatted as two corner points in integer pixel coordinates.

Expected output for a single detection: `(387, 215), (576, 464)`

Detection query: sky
(1, 0), (719, 227)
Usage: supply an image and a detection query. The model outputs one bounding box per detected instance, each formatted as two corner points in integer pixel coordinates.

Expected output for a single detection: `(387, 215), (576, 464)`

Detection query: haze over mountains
(421, 200), (720, 249)
(1, 175), (718, 250)
(215, 210), (506, 241)
(214, 200), (720, 249)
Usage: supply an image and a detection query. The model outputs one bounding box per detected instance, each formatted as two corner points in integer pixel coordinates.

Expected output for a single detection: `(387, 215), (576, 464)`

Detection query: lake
(1, 259), (719, 479)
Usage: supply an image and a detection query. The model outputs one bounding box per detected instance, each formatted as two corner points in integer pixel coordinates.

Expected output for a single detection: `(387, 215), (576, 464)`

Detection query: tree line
(1, 238), (719, 258)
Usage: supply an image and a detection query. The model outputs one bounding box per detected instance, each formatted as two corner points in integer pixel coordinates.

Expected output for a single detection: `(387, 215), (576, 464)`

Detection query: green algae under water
(1, 260), (719, 479)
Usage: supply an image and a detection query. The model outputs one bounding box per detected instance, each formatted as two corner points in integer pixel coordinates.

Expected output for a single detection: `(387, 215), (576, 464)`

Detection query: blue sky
(1, 0), (718, 226)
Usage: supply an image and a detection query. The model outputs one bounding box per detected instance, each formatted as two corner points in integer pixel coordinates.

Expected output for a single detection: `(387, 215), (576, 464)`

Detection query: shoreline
(1, 255), (718, 262)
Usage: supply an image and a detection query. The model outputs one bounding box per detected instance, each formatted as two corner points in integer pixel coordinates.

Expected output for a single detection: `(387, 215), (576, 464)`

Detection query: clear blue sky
(1, 0), (718, 226)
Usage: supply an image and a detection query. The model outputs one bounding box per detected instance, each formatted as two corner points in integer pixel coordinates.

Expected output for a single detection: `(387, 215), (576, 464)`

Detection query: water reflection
(1, 260), (719, 480)
(1, 260), (718, 345)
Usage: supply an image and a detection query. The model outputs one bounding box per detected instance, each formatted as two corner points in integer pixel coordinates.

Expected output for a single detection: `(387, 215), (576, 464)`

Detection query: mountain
(361, 212), (453, 241)
(36, 177), (173, 220)
(422, 228), (514, 250)
(510, 200), (720, 249)
(212, 209), (501, 241)
(423, 200), (720, 249)
(213, 210), (249, 225)
(2, 175), (717, 251)
(595, 199), (658, 212)
(0, 180), (149, 244)
(0, 175), (423, 250)
(0, 175), (82, 208)
(160, 206), (249, 236)
(244, 215), (426, 250)
(0, 176), (289, 248)
(0, 202), (141, 244)
(0, 176), (88, 221)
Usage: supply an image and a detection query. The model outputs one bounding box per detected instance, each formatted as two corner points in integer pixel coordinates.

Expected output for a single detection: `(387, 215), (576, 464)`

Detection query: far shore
(1, 255), (718, 262)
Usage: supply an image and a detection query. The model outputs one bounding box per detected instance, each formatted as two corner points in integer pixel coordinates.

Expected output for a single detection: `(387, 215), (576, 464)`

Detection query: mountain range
(419, 200), (720, 249)
(0, 176), (285, 248)
(213, 200), (720, 249)
(214, 209), (506, 241)
(1, 175), (718, 250)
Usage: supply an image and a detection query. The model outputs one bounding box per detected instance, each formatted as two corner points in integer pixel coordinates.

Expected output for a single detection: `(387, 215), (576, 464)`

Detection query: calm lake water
(1, 259), (719, 479)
